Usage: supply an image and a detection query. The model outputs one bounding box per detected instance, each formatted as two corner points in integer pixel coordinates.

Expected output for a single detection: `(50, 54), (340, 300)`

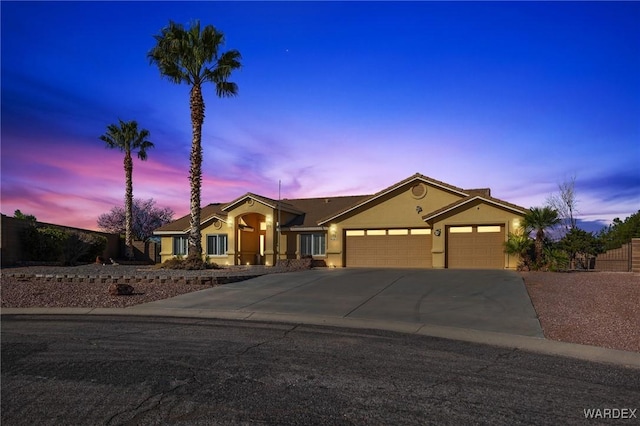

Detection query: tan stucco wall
(158, 182), (523, 269)
(428, 199), (523, 269)
(325, 183), (463, 267)
(158, 219), (232, 264)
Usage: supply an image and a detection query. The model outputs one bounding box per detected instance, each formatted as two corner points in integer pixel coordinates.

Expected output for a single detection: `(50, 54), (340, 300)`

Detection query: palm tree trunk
(535, 229), (544, 265)
(188, 83), (205, 259)
(124, 152), (134, 260)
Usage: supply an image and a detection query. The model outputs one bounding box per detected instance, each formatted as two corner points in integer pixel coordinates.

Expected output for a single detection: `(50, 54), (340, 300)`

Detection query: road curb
(3, 307), (639, 369)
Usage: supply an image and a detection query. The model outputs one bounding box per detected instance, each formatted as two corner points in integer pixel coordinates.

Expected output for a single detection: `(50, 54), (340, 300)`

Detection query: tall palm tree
(521, 206), (561, 264)
(100, 120), (154, 260)
(148, 20), (241, 260)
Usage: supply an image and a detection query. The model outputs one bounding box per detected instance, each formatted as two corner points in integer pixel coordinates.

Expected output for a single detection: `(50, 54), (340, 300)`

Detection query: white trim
(154, 230), (188, 235)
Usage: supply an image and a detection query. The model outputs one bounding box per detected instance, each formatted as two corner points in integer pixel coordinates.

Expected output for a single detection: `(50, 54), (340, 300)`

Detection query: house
(154, 173), (526, 269)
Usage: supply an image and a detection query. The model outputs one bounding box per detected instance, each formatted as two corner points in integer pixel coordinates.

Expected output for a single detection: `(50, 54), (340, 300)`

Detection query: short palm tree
(503, 231), (534, 270)
(521, 206), (561, 264)
(148, 20), (241, 260)
(100, 120), (154, 260)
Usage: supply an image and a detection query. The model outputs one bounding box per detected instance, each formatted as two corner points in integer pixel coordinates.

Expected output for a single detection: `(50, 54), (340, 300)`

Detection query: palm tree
(521, 206), (561, 265)
(148, 20), (241, 261)
(100, 120), (154, 260)
(503, 232), (534, 270)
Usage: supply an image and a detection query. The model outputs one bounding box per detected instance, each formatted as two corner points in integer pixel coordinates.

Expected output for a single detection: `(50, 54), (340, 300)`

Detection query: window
(449, 226), (473, 233)
(478, 226), (501, 233)
(411, 229), (431, 235)
(207, 234), (228, 256)
(173, 236), (188, 256)
(300, 233), (326, 256)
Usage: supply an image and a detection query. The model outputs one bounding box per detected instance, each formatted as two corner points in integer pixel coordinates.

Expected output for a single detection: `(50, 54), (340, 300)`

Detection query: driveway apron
(136, 268), (543, 337)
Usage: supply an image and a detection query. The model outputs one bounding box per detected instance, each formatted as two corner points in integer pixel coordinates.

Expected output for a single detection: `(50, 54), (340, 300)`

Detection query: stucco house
(154, 173), (526, 269)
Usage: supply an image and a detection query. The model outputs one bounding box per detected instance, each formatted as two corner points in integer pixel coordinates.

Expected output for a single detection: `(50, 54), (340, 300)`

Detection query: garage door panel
(447, 225), (504, 269)
(346, 232), (432, 268)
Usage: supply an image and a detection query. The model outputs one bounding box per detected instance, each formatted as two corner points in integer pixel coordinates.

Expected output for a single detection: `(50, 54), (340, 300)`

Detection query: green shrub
(21, 226), (107, 265)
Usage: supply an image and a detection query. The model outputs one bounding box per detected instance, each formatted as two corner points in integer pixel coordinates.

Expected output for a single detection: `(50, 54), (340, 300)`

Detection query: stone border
(2, 272), (269, 286)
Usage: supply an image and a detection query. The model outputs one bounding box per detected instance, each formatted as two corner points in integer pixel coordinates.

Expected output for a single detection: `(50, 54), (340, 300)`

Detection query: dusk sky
(2, 1), (639, 232)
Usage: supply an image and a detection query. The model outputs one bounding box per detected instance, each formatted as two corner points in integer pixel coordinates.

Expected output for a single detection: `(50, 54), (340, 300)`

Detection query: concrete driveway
(136, 268), (543, 337)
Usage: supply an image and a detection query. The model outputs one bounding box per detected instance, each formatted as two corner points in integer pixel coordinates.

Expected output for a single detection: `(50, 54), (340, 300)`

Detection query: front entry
(236, 213), (267, 265)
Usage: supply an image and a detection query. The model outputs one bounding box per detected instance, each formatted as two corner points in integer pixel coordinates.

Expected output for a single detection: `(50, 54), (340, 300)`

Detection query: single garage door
(447, 225), (505, 269)
(346, 229), (432, 267)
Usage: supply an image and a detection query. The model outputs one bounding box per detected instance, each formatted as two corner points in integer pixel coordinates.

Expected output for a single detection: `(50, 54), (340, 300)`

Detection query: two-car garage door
(346, 229), (432, 268)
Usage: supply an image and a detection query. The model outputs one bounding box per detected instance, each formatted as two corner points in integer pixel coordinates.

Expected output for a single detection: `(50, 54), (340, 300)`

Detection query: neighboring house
(154, 173), (526, 269)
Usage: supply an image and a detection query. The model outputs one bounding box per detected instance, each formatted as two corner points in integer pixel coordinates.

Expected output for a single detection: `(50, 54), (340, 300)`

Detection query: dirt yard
(522, 271), (639, 352)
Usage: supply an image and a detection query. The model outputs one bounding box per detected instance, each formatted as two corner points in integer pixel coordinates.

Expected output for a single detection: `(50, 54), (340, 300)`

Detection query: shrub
(61, 231), (107, 265)
(21, 226), (107, 265)
(157, 257), (221, 270)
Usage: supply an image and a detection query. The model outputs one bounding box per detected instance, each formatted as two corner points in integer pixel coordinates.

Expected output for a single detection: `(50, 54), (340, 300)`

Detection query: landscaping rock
(108, 283), (135, 296)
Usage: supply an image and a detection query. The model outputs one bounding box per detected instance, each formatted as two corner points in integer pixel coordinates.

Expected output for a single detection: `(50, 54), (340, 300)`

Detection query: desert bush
(61, 231), (107, 265)
(158, 257), (221, 270)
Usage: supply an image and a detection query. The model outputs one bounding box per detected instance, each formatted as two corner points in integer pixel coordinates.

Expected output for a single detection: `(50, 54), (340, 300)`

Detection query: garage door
(346, 229), (432, 267)
(447, 225), (505, 269)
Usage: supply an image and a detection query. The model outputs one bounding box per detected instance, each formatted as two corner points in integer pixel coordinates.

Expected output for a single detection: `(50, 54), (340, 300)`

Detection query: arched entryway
(236, 213), (267, 265)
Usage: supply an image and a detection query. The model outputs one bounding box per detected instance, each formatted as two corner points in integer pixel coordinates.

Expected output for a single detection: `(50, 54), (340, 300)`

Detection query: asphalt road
(2, 315), (638, 425)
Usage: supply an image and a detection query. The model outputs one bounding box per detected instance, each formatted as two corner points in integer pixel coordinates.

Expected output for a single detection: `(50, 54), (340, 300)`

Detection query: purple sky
(1, 1), (639, 231)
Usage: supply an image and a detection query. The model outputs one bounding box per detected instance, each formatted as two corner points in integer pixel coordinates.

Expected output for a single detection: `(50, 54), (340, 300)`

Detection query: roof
(154, 173), (525, 234)
(421, 195), (526, 222)
(154, 203), (227, 234)
(282, 195), (370, 229)
(317, 173), (468, 225)
(222, 192), (305, 215)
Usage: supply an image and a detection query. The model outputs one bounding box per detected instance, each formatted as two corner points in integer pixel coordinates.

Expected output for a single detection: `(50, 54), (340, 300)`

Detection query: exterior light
(434, 229), (441, 236)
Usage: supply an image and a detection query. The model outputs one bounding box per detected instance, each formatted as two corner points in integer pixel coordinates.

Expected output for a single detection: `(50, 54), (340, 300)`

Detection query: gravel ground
(522, 271), (640, 353)
(2, 265), (638, 352)
(0, 264), (288, 309)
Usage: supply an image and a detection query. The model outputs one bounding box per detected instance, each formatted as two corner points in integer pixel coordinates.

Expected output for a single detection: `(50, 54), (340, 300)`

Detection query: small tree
(14, 210), (37, 223)
(521, 206), (561, 268)
(597, 211), (640, 250)
(97, 198), (174, 241)
(559, 228), (603, 269)
(546, 176), (578, 233)
(504, 232), (534, 271)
